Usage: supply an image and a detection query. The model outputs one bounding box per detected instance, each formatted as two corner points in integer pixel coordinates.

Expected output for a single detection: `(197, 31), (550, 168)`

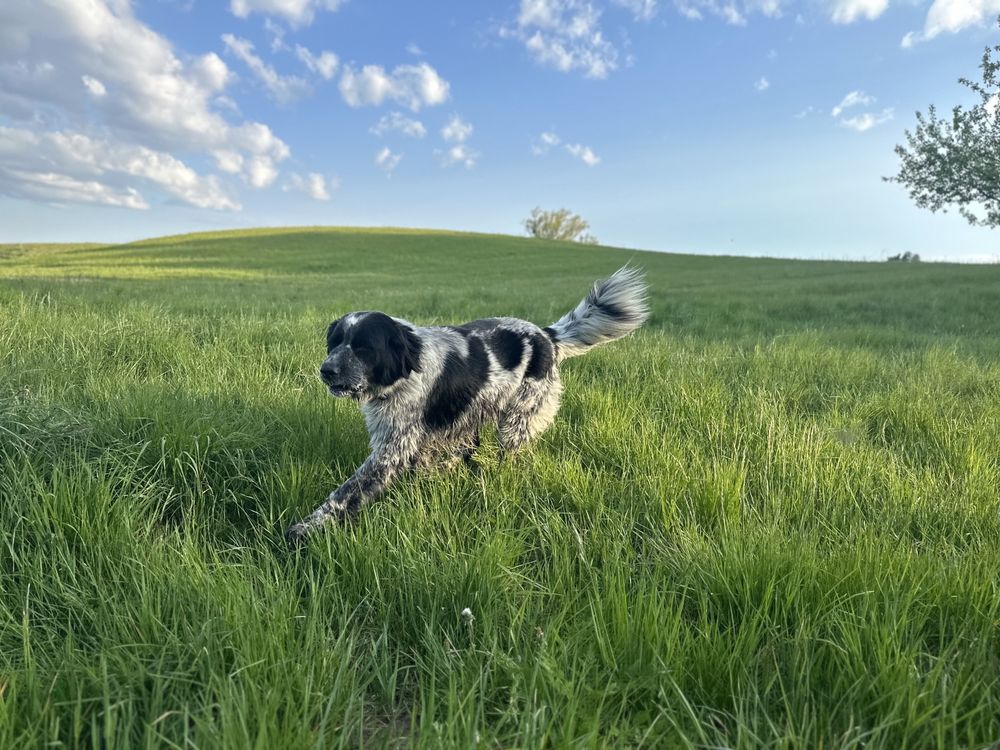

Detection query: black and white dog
(285, 266), (649, 545)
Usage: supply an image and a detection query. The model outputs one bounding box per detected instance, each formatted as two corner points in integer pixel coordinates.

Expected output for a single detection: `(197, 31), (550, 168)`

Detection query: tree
(523, 207), (598, 244)
(886, 18), (1000, 228)
(887, 251), (921, 262)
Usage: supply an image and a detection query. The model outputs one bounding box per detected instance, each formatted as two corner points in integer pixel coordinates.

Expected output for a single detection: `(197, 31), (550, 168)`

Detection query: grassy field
(1, 228), (999, 748)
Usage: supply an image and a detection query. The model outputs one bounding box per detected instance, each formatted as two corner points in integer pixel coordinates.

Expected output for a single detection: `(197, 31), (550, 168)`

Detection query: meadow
(1, 228), (999, 748)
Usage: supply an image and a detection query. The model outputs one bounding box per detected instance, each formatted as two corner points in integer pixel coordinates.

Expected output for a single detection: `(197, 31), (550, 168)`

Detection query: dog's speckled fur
(285, 266), (649, 546)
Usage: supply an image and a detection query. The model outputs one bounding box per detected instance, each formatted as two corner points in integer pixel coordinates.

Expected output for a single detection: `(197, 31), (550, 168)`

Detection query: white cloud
(213, 150), (244, 174)
(830, 91), (892, 131)
(902, 0), (1000, 46)
(794, 105), (815, 118)
(531, 130), (562, 154)
(229, 0), (345, 27)
(0, 126), (239, 210)
(246, 156), (279, 188)
(612, 0), (659, 20)
(672, 0), (783, 25)
(436, 116), (477, 167)
(222, 34), (310, 103)
(754, 76), (770, 91)
(375, 146), (402, 174)
(339, 62), (450, 111)
(502, 0), (619, 79)
(295, 45), (338, 79)
(406, 42), (424, 56)
(192, 52), (231, 91)
(283, 171), (334, 200)
(370, 112), (427, 138)
(0, 0), (288, 210)
(441, 115), (473, 143)
(436, 144), (479, 169)
(840, 107), (894, 131)
(264, 18), (288, 51)
(831, 90), (874, 117)
(830, 0), (888, 23)
(81, 75), (107, 97)
(3, 170), (150, 209)
(565, 143), (600, 165)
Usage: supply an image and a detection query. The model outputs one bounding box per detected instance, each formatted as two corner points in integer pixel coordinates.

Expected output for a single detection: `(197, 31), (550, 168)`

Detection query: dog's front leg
(285, 446), (411, 547)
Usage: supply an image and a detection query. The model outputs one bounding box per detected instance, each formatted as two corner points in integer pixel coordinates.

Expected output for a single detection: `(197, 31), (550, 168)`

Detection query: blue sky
(1, 0), (997, 261)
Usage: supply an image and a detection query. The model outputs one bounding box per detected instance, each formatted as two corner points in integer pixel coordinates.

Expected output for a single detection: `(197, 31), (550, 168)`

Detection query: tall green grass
(1, 230), (999, 747)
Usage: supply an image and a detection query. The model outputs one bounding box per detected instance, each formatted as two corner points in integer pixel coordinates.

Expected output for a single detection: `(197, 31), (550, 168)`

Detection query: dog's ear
(396, 323), (422, 378)
(369, 317), (422, 386)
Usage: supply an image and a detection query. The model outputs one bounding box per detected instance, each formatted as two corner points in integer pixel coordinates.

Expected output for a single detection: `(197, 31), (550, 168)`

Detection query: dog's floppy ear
(369, 317), (422, 386)
(395, 322), (422, 378)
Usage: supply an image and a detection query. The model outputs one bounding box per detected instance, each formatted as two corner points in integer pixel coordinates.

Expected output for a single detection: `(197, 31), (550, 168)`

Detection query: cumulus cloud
(0, 0), (288, 210)
(370, 112), (427, 138)
(501, 0), (619, 79)
(375, 146), (402, 175)
(229, 0), (345, 27)
(531, 130), (562, 154)
(283, 171), (334, 200)
(831, 90), (875, 117)
(830, 0), (888, 23)
(434, 115), (478, 167)
(295, 44), (339, 79)
(840, 108), (894, 131)
(436, 144), (479, 169)
(339, 62), (450, 111)
(754, 76), (770, 91)
(565, 143), (600, 165)
(0, 126), (239, 210)
(441, 115), (473, 143)
(902, 0), (1000, 46)
(222, 34), (310, 103)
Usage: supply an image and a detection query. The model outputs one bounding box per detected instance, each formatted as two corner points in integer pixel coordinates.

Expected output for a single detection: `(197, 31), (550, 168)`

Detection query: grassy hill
(1, 228), (999, 747)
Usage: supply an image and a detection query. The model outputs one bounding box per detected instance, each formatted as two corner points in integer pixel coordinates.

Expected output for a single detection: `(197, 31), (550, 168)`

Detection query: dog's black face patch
(320, 312), (421, 398)
(488, 329), (524, 370)
(351, 312), (423, 387)
(424, 336), (489, 430)
(525, 333), (554, 380)
(326, 317), (345, 353)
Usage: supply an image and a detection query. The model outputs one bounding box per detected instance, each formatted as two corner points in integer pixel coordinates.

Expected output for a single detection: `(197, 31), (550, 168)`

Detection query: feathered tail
(545, 265), (649, 360)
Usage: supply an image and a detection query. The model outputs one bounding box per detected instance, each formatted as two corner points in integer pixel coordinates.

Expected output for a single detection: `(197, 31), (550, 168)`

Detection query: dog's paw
(284, 522), (312, 549)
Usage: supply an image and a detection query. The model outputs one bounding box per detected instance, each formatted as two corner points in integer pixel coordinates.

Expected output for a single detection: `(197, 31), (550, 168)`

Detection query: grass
(1, 228), (999, 748)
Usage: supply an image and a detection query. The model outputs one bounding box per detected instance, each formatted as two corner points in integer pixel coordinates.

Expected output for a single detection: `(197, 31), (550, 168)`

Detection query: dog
(285, 265), (649, 546)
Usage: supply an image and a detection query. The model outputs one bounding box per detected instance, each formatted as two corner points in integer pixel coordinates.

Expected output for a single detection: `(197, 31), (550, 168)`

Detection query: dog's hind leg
(497, 375), (562, 455)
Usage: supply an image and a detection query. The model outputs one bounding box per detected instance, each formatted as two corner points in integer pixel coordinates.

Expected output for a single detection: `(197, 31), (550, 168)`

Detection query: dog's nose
(319, 362), (339, 381)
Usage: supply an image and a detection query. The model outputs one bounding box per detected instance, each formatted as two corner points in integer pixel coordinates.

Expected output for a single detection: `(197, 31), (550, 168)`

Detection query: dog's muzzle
(319, 362), (362, 398)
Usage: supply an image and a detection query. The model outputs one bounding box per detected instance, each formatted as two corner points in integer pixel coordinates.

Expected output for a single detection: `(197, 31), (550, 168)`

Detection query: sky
(1, 0), (998, 262)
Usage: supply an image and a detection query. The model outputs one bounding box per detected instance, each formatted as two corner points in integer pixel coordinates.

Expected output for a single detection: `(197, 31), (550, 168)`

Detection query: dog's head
(319, 312), (422, 399)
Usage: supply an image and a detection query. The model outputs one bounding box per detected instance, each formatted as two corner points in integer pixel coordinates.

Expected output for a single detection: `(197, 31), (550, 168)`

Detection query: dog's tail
(545, 265), (649, 360)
